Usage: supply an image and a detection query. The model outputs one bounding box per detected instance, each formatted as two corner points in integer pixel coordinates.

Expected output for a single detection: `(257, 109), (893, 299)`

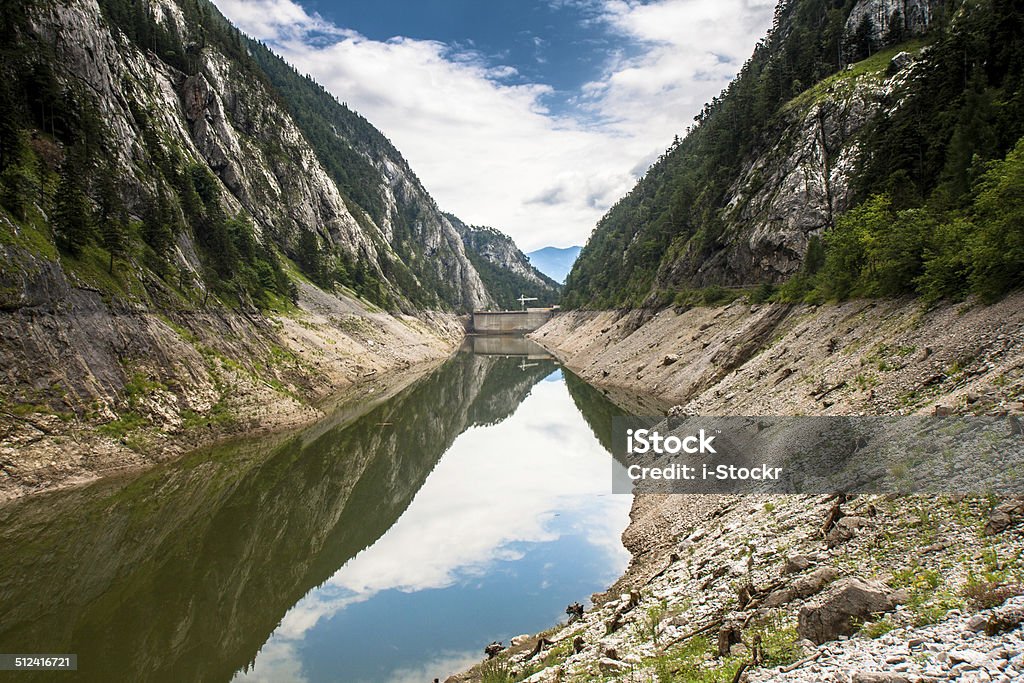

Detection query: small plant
(963, 579), (1023, 609)
(632, 600), (667, 646)
(749, 613), (803, 667)
(862, 616), (897, 638)
(912, 591), (966, 626)
(479, 658), (513, 683)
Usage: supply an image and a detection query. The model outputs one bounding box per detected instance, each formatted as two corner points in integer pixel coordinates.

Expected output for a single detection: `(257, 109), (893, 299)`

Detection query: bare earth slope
(0, 274), (463, 502)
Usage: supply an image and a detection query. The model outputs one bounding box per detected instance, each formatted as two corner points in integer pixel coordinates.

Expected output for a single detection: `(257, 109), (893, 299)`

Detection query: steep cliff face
(246, 38), (495, 311)
(562, 0), (1024, 308)
(449, 214), (560, 309)
(658, 45), (916, 289)
(846, 0), (940, 39)
(0, 0), (524, 319)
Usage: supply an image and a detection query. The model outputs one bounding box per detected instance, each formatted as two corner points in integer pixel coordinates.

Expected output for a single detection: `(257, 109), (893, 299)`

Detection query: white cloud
(211, 0), (775, 251)
(232, 377), (632, 682)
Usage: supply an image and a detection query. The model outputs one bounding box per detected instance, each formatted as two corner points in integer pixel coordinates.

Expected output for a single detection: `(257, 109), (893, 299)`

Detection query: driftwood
(730, 661), (749, 683)
(526, 637), (555, 660)
(779, 650), (822, 673)
(659, 618), (722, 651)
(821, 492), (848, 537)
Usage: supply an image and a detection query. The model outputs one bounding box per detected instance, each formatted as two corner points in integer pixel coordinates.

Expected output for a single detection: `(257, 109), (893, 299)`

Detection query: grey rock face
(845, 0), (939, 41)
(798, 577), (902, 644)
(26, 0), (500, 311)
(659, 75), (889, 289)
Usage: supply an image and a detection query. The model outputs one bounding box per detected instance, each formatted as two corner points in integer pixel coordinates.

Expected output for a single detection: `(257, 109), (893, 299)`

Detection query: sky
(211, 0), (777, 251)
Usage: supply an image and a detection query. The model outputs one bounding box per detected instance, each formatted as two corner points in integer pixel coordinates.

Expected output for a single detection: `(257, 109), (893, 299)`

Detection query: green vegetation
(563, 0), (1024, 309)
(0, 0), (299, 310)
(777, 137), (1024, 303)
(479, 658), (514, 683)
(647, 635), (744, 683)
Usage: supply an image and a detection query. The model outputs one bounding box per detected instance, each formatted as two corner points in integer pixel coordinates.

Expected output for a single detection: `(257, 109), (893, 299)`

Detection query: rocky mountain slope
(449, 214), (561, 309)
(532, 295), (1024, 418)
(563, 0), (1024, 308)
(453, 489), (1024, 683)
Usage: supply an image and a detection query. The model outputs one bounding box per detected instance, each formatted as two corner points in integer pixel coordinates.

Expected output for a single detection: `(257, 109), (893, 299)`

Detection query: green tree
(0, 136), (35, 220)
(53, 147), (93, 256)
(142, 185), (177, 268)
(95, 162), (128, 272)
(967, 138), (1024, 300)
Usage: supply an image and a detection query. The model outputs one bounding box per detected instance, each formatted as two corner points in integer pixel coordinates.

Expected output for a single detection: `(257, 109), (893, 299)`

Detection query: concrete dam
(471, 308), (554, 334)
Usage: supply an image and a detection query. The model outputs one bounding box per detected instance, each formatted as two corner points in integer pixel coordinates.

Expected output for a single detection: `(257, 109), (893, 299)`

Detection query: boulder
(797, 578), (902, 644)
(662, 354), (680, 366)
(782, 555), (814, 574)
(827, 515), (870, 547)
(984, 498), (1024, 535)
(598, 658), (630, 674)
(888, 51), (915, 73)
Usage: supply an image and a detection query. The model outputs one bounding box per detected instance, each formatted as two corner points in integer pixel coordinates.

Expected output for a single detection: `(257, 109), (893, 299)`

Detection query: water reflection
(0, 339), (631, 683)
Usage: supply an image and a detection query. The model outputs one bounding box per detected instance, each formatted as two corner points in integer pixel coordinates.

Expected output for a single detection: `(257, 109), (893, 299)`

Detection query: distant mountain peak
(526, 246), (582, 284)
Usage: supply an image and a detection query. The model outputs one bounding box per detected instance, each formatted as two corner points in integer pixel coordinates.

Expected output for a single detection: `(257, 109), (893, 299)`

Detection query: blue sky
(293, 0), (622, 103)
(212, 0), (777, 251)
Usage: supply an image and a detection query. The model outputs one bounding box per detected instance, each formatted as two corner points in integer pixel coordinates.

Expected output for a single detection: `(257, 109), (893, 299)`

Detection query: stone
(598, 658), (630, 674)
(783, 555), (814, 574)
(852, 673), (910, 683)
(510, 634), (532, 647)
(729, 643), (749, 658)
(889, 51), (915, 73)
(797, 578), (901, 644)
(663, 354), (679, 366)
(985, 499), (1024, 535)
(764, 566), (839, 607)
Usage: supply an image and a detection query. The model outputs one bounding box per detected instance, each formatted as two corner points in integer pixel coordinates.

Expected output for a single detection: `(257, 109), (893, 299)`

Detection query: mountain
(526, 246), (582, 284)
(448, 215), (560, 310)
(563, 0), (1024, 309)
(0, 0), (545, 487)
(0, 0), (554, 314)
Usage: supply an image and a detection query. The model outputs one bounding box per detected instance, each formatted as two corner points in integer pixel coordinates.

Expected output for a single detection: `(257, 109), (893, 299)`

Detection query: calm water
(0, 339), (633, 683)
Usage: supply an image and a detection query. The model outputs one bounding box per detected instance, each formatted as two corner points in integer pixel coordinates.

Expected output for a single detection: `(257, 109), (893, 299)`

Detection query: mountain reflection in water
(0, 338), (632, 683)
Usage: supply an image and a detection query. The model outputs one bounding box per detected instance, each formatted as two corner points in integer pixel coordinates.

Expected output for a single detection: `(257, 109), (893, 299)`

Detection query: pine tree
(96, 161), (127, 272)
(53, 150), (94, 256)
(142, 185), (176, 267)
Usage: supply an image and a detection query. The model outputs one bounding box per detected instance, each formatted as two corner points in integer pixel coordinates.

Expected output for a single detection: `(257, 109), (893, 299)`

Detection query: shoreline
(0, 288), (465, 502)
(446, 295), (1024, 682)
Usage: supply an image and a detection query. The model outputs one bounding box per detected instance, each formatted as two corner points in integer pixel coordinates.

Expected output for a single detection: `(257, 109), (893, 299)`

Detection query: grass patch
(784, 39), (928, 114)
(645, 636), (745, 683)
(861, 616), (897, 639)
(97, 411), (148, 438)
(479, 659), (513, 683)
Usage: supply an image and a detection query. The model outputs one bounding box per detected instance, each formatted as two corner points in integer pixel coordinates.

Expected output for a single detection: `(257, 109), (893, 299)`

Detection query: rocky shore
(452, 491), (1024, 683)
(446, 296), (1024, 682)
(0, 276), (464, 502)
